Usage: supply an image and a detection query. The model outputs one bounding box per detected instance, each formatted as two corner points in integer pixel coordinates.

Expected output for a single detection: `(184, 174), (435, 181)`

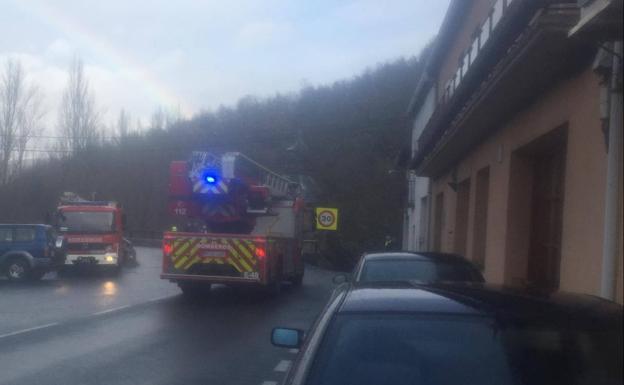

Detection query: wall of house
(429, 67), (622, 302)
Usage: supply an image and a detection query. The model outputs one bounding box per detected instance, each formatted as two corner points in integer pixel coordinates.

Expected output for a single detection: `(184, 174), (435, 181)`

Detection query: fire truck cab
(56, 194), (128, 273)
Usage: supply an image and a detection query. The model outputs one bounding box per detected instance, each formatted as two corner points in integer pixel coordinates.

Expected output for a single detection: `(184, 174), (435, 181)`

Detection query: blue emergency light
(205, 174), (218, 184)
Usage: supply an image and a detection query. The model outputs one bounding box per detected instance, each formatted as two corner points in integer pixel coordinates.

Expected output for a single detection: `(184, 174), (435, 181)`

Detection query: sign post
(315, 207), (338, 231)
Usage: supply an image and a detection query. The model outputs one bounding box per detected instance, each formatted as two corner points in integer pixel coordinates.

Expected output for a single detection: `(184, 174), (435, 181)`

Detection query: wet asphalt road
(0, 247), (336, 385)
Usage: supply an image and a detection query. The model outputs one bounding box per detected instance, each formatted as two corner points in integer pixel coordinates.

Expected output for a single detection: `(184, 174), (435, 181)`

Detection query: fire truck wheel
(179, 282), (211, 298)
(266, 279), (282, 296)
(291, 273), (304, 287)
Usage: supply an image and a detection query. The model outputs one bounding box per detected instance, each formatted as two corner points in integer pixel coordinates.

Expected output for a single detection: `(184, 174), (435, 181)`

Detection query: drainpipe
(600, 41), (623, 301)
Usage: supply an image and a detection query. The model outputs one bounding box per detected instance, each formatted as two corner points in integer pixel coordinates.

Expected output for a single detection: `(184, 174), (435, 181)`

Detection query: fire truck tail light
(255, 247), (266, 259)
(163, 242), (173, 255)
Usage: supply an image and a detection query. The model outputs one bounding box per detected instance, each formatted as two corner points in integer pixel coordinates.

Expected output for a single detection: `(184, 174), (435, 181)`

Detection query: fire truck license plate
(76, 256), (96, 264)
(201, 250), (226, 258)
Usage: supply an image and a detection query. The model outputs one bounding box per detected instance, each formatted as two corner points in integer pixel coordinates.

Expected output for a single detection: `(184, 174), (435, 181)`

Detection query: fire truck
(161, 152), (305, 296)
(55, 193), (130, 273)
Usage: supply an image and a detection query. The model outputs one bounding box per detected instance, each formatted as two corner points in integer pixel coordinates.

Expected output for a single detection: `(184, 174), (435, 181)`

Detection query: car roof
(338, 282), (622, 325)
(58, 205), (116, 212)
(0, 223), (50, 228)
(362, 251), (473, 265)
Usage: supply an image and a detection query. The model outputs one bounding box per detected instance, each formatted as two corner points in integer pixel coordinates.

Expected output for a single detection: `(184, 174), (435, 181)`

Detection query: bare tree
(117, 108), (130, 138)
(0, 59), (45, 183)
(0, 59), (23, 183)
(57, 57), (100, 153)
(150, 106), (165, 130)
(15, 85), (45, 174)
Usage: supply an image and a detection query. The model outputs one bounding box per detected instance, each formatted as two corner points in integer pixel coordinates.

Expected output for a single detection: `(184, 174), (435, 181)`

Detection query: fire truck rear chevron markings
(174, 256), (189, 269)
(233, 239), (254, 264)
(184, 256), (200, 270)
(229, 245), (252, 272)
(173, 240), (193, 259)
(227, 256), (243, 272)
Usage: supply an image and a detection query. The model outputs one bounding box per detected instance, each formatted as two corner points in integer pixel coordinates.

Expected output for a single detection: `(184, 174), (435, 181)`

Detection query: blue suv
(0, 224), (64, 281)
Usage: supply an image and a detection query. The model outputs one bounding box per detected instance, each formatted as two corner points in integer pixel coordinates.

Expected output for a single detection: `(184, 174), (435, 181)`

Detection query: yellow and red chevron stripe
(192, 179), (229, 194)
(169, 237), (259, 273)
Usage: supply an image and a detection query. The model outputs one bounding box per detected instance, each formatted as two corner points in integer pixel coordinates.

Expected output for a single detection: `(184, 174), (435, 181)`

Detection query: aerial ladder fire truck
(161, 152), (305, 296)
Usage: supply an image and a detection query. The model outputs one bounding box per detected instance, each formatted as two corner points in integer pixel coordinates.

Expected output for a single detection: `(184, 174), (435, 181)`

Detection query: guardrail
(126, 230), (163, 247)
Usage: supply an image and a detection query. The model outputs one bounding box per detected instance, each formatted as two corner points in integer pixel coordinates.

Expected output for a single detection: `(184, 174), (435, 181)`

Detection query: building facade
(408, 0), (622, 302)
(403, 85), (436, 251)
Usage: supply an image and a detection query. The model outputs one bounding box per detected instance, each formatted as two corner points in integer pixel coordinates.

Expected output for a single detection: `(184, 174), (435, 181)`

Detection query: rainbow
(12, 0), (194, 119)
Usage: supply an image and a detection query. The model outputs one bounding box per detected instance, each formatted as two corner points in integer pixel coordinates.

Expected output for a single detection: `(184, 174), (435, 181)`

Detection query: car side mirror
(55, 236), (64, 249)
(332, 274), (350, 285)
(271, 327), (304, 349)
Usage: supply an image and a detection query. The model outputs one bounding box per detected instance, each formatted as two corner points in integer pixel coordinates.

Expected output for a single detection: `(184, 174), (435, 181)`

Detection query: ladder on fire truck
(192, 151), (297, 198)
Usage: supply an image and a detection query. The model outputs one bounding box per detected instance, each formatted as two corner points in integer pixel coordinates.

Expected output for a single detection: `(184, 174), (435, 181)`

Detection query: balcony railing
(441, 0), (516, 106)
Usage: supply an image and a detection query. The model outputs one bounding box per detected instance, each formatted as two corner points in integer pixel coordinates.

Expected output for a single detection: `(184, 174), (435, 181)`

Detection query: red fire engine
(56, 193), (129, 273)
(161, 152), (305, 296)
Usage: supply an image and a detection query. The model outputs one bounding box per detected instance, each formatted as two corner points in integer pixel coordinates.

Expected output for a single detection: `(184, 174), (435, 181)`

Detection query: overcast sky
(0, 0), (449, 130)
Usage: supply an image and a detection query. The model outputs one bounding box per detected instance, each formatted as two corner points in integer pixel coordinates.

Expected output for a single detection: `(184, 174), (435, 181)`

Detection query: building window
(433, 192), (445, 252)
(454, 179), (471, 257)
(407, 174), (416, 208)
(470, 30), (480, 66)
(492, 0), (504, 30)
(472, 167), (490, 270)
(459, 54), (467, 80)
(480, 15), (491, 47)
(419, 196), (429, 251)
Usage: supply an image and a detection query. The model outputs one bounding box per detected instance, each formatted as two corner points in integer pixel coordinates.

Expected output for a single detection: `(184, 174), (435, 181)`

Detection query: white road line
(274, 360), (292, 372)
(0, 322), (59, 339)
(288, 348), (299, 354)
(261, 381), (278, 385)
(93, 305), (131, 316)
(146, 295), (173, 303)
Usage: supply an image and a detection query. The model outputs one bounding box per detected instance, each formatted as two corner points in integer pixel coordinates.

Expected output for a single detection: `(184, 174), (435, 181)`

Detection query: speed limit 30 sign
(315, 207), (338, 230)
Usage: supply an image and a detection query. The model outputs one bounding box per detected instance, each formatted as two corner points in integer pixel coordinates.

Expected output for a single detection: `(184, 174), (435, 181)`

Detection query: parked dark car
(0, 224), (64, 281)
(272, 282), (623, 385)
(338, 251), (484, 284)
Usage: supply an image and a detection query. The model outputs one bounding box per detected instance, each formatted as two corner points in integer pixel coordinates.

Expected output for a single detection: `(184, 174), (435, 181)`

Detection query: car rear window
(305, 314), (622, 385)
(0, 228), (13, 242)
(14, 228), (37, 242)
(359, 259), (479, 283)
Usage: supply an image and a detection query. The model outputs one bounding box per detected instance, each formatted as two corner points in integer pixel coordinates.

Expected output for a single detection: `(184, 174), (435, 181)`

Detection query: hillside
(0, 55), (425, 264)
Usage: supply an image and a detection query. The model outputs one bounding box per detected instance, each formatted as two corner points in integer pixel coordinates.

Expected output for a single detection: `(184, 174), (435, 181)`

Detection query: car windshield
(359, 259), (478, 283)
(306, 314), (623, 385)
(58, 211), (115, 233)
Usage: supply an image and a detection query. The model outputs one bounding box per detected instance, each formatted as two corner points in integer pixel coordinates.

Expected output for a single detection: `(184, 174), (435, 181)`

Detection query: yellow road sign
(316, 207), (338, 230)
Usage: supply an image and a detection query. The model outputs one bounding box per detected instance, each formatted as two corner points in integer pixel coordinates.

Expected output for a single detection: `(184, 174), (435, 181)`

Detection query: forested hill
(0, 55), (425, 262)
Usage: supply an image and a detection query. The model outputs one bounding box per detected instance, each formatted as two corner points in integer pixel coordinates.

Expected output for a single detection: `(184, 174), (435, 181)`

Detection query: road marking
(261, 382), (278, 385)
(0, 322), (59, 339)
(288, 348), (299, 354)
(93, 305), (131, 316)
(146, 295), (173, 303)
(274, 360), (292, 372)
